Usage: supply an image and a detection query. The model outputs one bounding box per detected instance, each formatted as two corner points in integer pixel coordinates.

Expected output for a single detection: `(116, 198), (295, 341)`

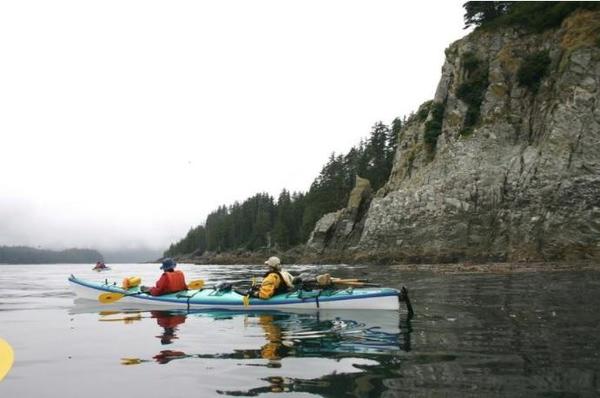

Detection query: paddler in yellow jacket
(253, 256), (294, 299)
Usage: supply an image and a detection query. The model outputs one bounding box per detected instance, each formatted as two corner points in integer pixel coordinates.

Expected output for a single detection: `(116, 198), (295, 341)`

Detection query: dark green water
(0, 263), (599, 397)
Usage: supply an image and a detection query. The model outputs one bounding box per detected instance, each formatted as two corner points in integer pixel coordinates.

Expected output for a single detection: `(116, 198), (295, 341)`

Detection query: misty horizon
(1, 2), (467, 253)
(0, 244), (164, 263)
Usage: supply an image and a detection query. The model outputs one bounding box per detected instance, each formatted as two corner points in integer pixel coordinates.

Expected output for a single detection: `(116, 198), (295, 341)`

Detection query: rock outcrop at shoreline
(307, 175), (373, 253)
(308, 10), (600, 263)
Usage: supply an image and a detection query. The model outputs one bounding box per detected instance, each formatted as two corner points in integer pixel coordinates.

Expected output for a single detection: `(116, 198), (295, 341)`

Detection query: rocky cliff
(308, 10), (600, 263)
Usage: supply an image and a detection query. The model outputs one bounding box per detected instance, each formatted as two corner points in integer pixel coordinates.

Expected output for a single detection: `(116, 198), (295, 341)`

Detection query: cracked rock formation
(310, 10), (600, 262)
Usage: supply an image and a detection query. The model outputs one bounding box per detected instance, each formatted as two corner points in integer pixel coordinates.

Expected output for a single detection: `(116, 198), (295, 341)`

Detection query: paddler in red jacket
(142, 258), (188, 296)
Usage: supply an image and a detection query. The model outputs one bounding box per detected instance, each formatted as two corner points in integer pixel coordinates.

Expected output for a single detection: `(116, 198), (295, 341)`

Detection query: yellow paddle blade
(121, 357), (142, 366)
(99, 310), (120, 316)
(98, 292), (126, 304)
(99, 314), (142, 323)
(187, 279), (205, 290)
(0, 338), (14, 381)
(243, 295), (250, 308)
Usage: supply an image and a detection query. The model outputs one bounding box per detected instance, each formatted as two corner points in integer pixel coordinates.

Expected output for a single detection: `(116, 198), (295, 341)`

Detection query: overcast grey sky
(1, 1), (469, 251)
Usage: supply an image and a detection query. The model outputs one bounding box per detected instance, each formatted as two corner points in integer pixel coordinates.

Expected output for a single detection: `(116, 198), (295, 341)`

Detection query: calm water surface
(0, 263), (599, 397)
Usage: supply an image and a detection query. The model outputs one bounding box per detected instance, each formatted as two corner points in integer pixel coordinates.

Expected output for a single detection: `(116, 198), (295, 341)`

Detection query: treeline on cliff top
(0, 246), (103, 264)
(464, 1), (600, 31)
(165, 120), (401, 257)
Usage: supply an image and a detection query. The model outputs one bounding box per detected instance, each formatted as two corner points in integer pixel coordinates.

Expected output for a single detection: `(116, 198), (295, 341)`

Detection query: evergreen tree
(363, 122), (392, 190)
(289, 191), (306, 246)
(249, 193), (275, 250)
(273, 189), (293, 250)
(166, 115), (402, 255)
(390, 117), (402, 160)
(164, 225), (207, 256)
(463, 1), (513, 29)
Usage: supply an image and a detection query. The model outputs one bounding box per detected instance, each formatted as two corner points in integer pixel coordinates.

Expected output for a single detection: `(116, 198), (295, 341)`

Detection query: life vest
(262, 270), (289, 295)
(280, 271), (294, 288)
(163, 270), (187, 293)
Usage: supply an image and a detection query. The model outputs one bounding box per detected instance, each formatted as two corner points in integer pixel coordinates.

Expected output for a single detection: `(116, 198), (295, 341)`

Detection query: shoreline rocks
(173, 249), (600, 274)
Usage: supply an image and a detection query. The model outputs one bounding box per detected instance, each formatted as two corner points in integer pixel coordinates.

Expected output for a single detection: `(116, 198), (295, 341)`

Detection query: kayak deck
(68, 275), (403, 311)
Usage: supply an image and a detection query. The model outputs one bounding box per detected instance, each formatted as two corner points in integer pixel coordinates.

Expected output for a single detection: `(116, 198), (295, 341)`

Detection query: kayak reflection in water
(151, 310), (186, 345)
(152, 350), (188, 364)
(125, 311), (189, 365)
(118, 309), (410, 367)
(257, 314), (291, 367)
(117, 311), (190, 365)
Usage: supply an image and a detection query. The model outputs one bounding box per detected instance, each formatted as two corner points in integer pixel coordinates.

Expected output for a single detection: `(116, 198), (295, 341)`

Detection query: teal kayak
(68, 275), (405, 311)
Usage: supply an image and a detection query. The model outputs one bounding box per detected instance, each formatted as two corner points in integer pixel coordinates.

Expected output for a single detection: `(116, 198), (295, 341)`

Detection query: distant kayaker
(93, 261), (107, 270)
(141, 258), (188, 296)
(252, 257), (294, 300)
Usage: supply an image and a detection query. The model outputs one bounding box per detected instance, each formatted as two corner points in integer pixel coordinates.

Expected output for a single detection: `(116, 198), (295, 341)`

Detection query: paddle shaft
(331, 278), (369, 283)
(298, 278), (381, 288)
(332, 281), (381, 287)
(99, 278), (206, 303)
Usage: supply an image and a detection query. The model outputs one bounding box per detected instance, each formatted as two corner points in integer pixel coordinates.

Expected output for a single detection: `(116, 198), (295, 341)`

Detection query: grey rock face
(314, 10), (600, 262)
(307, 176), (373, 253)
(307, 211), (342, 252)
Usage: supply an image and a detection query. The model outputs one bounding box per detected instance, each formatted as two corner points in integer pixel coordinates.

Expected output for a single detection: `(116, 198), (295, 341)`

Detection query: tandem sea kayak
(68, 275), (413, 312)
